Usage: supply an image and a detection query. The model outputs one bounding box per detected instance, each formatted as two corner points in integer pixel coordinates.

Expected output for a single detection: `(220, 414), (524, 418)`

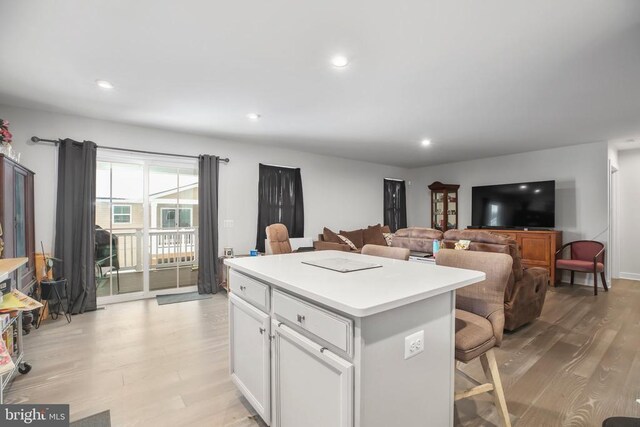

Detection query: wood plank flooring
(6, 279), (640, 426)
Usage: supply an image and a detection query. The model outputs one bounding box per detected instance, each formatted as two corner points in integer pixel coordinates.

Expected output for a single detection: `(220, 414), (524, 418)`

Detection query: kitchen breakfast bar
(225, 250), (485, 427)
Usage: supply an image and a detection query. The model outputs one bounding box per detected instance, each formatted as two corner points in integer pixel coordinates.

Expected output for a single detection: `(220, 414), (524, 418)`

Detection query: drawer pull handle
(297, 314), (305, 323)
(240, 285), (246, 291)
(259, 327), (266, 335)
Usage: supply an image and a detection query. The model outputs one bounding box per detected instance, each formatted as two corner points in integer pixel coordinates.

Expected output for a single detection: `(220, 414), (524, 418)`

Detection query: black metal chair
(95, 226), (120, 293)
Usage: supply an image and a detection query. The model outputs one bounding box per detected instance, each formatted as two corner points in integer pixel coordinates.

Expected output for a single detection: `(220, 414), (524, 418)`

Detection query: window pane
(179, 208), (191, 227)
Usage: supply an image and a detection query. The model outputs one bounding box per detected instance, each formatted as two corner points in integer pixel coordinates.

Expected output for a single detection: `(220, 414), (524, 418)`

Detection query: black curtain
(256, 164), (304, 253)
(54, 139), (97, 314)
(197, 155), (219, 294)
(383, 179), (407, 233)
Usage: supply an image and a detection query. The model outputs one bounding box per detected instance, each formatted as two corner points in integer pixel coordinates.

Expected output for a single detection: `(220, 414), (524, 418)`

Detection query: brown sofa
(442, 229), (549, 331)
(314, 224), (390, 253)
(391, 227), (443, 254)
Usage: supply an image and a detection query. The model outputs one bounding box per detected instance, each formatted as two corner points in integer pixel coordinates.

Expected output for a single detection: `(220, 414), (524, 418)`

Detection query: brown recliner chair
(391, 227), (443, 254)
(442, 229), (549, 331)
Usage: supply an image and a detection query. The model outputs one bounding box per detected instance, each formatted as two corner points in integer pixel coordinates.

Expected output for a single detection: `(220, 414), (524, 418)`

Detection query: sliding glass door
(148, 165), (199, 292)
(96, 153), (198, 302)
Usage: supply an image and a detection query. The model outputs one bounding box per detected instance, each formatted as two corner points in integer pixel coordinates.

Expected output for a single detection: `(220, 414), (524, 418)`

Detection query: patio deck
(96, 265), (198, 298)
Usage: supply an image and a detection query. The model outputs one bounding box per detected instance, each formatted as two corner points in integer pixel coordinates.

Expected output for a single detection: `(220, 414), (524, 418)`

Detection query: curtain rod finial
(30, 136), (40, 142)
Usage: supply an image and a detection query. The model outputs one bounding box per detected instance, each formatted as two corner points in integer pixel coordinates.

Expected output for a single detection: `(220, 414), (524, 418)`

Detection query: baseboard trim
(619, 272), (640, 281)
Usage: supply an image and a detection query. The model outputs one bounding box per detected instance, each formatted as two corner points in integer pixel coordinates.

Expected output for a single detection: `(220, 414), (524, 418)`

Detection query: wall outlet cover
(404, 330), (425, 360)
(223, 219), (234, 228)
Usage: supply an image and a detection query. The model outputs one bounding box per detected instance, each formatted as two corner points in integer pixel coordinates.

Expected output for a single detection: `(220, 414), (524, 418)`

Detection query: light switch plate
(404, 330), (425, 360)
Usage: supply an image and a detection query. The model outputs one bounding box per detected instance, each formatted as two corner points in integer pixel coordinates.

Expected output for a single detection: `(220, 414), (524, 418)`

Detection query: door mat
(156, 291), (212, 305)
(71, 410), (111, 427)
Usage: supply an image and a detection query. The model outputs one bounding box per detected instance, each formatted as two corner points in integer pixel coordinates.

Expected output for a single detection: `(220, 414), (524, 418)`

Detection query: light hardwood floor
(7, 279), (640, 426)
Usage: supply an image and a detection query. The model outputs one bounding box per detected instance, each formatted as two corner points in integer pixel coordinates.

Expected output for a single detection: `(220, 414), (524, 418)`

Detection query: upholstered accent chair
(437, 249), (513, 427)
(361, 244), (410, 260)
(265, 223), (293, 255)
(555, 240), (608, 296)
(442, 229), (549, 331)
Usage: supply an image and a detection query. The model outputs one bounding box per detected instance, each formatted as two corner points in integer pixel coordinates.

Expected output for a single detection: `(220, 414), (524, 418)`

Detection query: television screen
(471, 180), (555, 228)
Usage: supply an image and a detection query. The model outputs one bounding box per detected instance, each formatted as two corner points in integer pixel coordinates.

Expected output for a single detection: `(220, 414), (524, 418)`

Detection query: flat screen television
(471, 180), (555, 229)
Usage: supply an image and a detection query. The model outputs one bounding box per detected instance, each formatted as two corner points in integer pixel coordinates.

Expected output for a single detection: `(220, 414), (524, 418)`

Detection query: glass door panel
(95, 161), (144, 297)
(148, 165), (198, 291)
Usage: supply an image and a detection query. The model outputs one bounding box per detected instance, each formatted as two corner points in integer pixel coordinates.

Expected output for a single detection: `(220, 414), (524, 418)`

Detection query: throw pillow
(363, 224), (387, 246)
(337, 234), (358, 251)
(339, 229), (364, 249)
(382, 232), (393, 246)
(381, 225), (391, 234)
(322, 227), (343, 244)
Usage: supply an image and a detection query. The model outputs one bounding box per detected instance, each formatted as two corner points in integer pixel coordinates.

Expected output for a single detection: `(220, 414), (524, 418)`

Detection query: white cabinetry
(229, 293), (271, 424)
(271, 321), (353, 427)
(226, 252), (483, 427)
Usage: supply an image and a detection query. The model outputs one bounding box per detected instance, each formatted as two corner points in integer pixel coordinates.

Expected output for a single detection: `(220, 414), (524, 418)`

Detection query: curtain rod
(30, 136), (230, 163)
(384, 177), (405, 181)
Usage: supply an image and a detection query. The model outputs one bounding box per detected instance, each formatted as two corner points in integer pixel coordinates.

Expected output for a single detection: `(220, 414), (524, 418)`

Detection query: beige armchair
(437, 249), (513, 427)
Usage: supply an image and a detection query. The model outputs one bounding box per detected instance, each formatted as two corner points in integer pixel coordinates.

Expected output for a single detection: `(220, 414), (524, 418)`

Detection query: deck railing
(108, 228), (198, 271)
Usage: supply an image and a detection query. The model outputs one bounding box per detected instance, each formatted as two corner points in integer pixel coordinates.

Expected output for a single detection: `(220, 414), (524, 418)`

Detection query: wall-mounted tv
(471, 180), (555, 229)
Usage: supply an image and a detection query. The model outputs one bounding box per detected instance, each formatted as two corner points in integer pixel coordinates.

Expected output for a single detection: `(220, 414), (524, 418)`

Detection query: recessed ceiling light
(331, 55), (349, 68)
(534, 188), (541, 193)
(246, 113), (261, 121)
(421, 139), (432, 147)
(520, 185), (528, 189)
(95, 79), (114, 89)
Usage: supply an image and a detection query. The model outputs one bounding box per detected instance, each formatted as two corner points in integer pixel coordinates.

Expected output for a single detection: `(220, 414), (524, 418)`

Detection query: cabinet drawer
(229, 270), (269, 312)
(272, 289), (353, 354)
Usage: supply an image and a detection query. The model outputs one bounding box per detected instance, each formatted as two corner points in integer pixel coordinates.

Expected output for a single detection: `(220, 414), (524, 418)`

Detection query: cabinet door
(229, 294), (271, 424)
(519, 234), (550, 268)
(271, 321), (353, 427)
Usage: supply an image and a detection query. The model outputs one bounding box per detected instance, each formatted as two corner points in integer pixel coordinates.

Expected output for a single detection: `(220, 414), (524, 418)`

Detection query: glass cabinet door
(14, 171), (26, 257)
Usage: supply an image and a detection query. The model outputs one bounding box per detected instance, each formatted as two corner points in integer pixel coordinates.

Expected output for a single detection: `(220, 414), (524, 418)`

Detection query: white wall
(618, 148), (640, 280)
(407, 142), (610, 284)
(0, 104), (407, 255)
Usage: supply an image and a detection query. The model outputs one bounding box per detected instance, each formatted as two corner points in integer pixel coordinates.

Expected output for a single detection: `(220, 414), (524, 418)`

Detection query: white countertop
(224, 251), (485, 317)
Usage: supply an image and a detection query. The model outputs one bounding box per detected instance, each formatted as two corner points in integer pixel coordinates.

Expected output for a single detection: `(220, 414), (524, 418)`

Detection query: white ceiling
(1, 0), (639, 167)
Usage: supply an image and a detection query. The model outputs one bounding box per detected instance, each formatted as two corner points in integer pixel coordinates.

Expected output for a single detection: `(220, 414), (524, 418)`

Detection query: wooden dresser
(486, 229), (562, 285)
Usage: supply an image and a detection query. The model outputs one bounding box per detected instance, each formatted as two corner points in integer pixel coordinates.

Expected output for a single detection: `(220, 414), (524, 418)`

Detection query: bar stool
(36, 279), (71, 328)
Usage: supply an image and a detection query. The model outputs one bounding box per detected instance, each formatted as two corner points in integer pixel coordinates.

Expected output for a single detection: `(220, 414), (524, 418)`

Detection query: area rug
(71, 410), (111, 427)
(156, 291), (212, 305)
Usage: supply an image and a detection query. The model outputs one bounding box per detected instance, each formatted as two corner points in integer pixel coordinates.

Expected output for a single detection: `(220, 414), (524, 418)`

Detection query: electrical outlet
(404, 330), (425, 360)
(223, 219), (234, 228)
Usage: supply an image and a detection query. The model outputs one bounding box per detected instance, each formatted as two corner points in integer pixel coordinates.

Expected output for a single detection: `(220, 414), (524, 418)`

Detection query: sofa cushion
(363, 224), (387, 246)
(455, 309), (496, 363)
(337, 234), (358, 251)
(322, 227), (343, 244)
(556, 259), (604, 272)
(340, 228), (364, 249)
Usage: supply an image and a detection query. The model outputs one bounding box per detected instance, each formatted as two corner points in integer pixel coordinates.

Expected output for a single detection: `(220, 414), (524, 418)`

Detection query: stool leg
(53, 285), (72, 323)
(35, 300), (48, 329)
(480, 349), (511, 427)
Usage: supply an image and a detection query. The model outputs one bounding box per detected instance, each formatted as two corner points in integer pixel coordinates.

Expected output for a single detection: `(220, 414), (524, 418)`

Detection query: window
(256, 164), (304, 252)
(161, 207), (192, 228)
(383, 179), (407, 232)
(112, 205), (132, 224)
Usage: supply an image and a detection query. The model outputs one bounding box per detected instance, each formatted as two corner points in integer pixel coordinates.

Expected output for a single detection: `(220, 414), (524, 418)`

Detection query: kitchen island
(224, 250), (484, 427)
